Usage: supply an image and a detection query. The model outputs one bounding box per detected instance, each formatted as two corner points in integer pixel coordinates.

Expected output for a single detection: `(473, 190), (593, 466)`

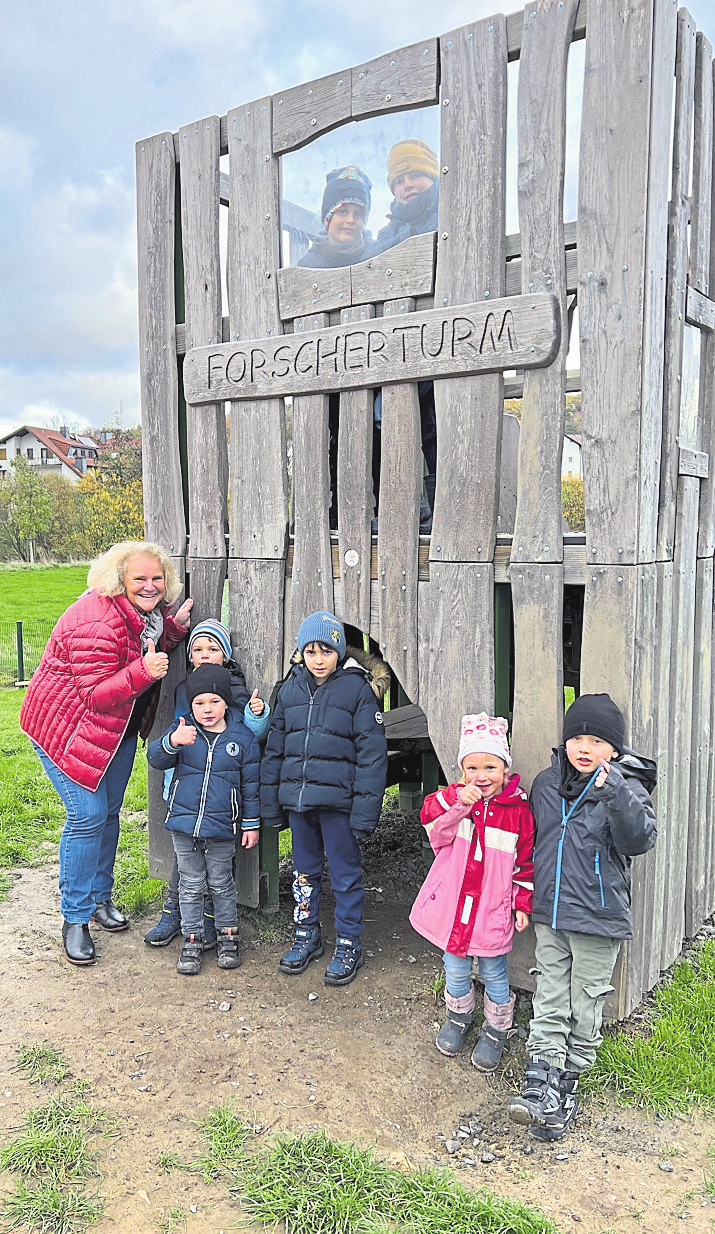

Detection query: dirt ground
(0, 864), (712, 1234)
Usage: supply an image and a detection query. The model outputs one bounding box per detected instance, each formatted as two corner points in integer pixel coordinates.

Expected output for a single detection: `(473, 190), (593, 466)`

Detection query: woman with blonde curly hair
(20, 541), (193, 965)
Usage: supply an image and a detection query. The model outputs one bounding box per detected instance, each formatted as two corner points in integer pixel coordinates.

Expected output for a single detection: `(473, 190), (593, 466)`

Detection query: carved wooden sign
(183, 292), (560, 404)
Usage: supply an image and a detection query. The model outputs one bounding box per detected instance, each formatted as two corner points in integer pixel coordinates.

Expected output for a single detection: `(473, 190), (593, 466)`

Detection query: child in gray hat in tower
(507, 693), (656, 1140)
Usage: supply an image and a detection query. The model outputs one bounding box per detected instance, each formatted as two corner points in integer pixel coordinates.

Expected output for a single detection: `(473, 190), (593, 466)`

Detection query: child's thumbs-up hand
(144, 639), (169, 679)
(458, 782), (483, 806)
(169, 716), (197, 748)
(248, 687), (266, 716)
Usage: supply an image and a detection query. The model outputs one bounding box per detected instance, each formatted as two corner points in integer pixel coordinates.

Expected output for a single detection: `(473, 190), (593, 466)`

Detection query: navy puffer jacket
(367, 181), (439, 257)
(530, 747), (657, 940)
(260, 652), (388, 834)
(147, 708), (261, 841)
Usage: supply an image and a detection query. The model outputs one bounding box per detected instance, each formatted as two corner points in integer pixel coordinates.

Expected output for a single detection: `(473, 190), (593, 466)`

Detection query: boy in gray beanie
(507, 694), (657, 1140)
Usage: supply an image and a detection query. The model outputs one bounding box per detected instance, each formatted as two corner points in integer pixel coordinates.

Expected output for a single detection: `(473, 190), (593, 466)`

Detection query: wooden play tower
(137, 0), (715, 1015)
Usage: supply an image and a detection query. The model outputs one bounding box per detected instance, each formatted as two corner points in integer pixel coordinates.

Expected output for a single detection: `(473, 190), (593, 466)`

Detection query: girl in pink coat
(409, 714), (534, 1071)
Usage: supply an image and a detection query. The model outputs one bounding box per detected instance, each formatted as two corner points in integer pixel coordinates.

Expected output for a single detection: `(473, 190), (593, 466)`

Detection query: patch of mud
(0, 865), (711, 1233)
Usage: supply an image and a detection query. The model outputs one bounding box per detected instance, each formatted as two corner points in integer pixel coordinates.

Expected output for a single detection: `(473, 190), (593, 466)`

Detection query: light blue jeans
(34, 736), (137, 923)
(443, 949), (511, 1004)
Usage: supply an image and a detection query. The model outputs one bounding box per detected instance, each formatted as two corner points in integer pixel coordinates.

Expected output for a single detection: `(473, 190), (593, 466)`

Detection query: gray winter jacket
(530, 747), (657, 940)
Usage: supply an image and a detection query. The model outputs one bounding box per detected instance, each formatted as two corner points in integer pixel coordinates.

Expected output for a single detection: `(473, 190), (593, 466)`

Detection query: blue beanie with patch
(297, 611), (346, 660)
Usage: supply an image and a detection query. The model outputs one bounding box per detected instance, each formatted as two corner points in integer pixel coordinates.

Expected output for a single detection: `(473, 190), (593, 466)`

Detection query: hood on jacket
(288, 643), (389, 702)
(552, 744), (657, 797)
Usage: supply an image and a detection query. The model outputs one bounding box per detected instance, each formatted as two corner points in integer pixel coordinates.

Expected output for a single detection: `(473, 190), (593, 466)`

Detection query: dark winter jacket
(530, 747), (657, 940)
(297, 233), (372, 269)
(148, 708), (261, 841)
(260, 648), (389, 835)
(367, 181), (439, 257)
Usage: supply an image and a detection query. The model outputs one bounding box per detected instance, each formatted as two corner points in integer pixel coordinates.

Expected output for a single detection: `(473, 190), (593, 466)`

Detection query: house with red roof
(0, 425), (103, 483)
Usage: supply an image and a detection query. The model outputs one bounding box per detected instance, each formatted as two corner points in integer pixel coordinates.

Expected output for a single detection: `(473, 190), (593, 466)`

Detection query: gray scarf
(140, 607), (164, 653)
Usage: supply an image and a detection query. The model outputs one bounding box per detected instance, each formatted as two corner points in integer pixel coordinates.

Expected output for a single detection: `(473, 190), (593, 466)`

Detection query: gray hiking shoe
(435, 1008), (474, 1057)
(508, 1058), (564, 1126)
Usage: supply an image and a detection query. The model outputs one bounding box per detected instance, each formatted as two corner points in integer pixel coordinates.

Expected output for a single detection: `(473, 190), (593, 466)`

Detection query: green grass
(426, 970), (446, 1001)
(0, 565), (89, 623)
(2, 1179), (103, 1234)
(588, 939), (715, 1114)
(239, 1130), (557, 1234)
(15, 1045), (70, 1087)
(155, 1209), (186, 1234)
(182, 1104), (251, 1183)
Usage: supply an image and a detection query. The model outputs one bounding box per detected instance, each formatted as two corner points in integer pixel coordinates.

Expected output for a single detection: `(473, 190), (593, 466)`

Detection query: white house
(562, 433), (582, 478)
(0, 426), (102, 484)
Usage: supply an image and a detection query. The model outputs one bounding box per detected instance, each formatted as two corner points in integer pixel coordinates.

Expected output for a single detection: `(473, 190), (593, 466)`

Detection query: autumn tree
(562, 472), (585, 532)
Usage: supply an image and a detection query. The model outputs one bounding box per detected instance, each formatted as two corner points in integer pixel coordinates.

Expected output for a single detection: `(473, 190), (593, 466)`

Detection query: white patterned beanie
(457, 713), (512, 770)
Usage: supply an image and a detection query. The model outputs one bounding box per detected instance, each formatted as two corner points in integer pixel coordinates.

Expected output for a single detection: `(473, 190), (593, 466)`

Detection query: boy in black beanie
(507, 694), (657, 1140)
(147, 664), (261, 976)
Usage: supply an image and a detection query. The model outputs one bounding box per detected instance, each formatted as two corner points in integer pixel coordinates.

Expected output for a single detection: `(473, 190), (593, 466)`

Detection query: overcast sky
(2, 0), (713, 441)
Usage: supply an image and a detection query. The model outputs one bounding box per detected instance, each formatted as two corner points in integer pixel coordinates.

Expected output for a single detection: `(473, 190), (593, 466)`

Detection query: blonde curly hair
(87, 541), (182, 605)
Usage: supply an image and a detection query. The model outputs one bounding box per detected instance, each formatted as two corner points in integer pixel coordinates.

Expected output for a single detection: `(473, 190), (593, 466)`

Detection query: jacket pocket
(63, 719), (83, 755)
(594, 850), (605, 908)
(413, 875), (443, 912)
(231, 788), (242, 825)
(164, 778), (179, 824)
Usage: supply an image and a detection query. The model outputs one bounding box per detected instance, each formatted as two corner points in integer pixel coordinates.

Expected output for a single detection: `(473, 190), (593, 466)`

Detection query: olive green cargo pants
(526, 923), (622, 1073)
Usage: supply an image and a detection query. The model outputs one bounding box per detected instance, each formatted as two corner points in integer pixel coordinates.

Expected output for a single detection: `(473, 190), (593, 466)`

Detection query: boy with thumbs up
(144, 618), (270, 950)
(148, 664), (261, 975)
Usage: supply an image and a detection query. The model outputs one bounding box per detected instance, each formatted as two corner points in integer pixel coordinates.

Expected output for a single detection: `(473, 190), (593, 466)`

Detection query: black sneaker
(324, 936), (364, 987)
(530, 1071), (580, 1140)
(507, 1058), (563, 1126)
(217, 927), (241, 970)
(177, 934), (203, 976)
(279, 925), (324, 975)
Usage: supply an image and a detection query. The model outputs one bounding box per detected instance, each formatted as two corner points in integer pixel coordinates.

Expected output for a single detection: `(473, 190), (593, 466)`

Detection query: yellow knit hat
(387, 139), (439, 191)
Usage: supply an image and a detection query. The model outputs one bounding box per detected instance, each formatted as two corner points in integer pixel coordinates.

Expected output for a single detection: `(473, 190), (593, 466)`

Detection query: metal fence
(0, 621), (54, 687)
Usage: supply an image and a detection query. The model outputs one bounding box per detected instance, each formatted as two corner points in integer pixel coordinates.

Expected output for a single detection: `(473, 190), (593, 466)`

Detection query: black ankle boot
(62, 921), (96, 966)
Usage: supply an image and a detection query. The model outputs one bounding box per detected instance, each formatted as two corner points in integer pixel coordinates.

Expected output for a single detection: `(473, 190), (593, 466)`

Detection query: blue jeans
(443, 949), (511, 1004)
(171, 833), (237, 935)
(288, 808), (364, 939)
(34, 736), (138, 923)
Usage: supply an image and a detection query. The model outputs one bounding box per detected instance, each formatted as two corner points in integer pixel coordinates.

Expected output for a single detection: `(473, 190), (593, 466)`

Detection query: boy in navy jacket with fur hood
(148, 664), (260, 977)
(261, 611), (388, 987)
(507, 693), (656, 1141)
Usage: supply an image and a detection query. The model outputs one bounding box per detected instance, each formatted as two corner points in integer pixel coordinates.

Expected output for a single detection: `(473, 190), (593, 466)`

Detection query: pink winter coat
(20, 590), (187, 791)
(409, 775), (535, 958)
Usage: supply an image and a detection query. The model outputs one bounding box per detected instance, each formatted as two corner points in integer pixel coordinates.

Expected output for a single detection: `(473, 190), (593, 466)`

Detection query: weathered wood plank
(512, 0), (579, 566)
(698, 62), (715, 556)
(228, 558), (285, 702)
(277, 233), (436, 320)
(509, 565), (564, 793)
(272, 72), (352, 154)
(136, 133), (185, 551)
(638, 0), (678, 564)
(686, 556), (713, 934)
(690, 33), (714, 295)
(579, 0), (661, 564)
(426, 564), (495, 780)
(686, 283), (715, 330)
(381, 703), (428, 740)
(180, 116), (229, 563)
(506, 0), (586, 62)
(290, 312), (334, 634)
(642, 561), (673, 988)
(278, 265), (351, 320)
(679, 447), (709, 477)
(662, 477), (699, 966)
(431, 16), (507, 564)
(497, 413), (520, 536)
(657, 10), (697, 562)
(147, 557), (187, 878)
(187, 557), (226, 624)
(226, 98), (288, 560)
(377, 296), (421, 703)
(351, 39), (439, 120)
(337, 304), (374, 632)
(185, 294), (560, 404)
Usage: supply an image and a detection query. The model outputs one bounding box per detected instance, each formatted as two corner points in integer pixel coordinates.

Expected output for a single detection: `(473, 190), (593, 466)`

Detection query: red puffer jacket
(20, 590), (187, 791)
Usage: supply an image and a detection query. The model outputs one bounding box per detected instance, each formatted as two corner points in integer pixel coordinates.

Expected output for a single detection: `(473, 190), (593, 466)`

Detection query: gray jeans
(171, 833), (237, 936)
(527, 923), (621, 1073)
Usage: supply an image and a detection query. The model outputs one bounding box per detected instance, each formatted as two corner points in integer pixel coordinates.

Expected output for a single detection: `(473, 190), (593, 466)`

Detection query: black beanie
(186, 664), (232, 710)
(563, 693), (625, 752)
(321, 166), (372, 228)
